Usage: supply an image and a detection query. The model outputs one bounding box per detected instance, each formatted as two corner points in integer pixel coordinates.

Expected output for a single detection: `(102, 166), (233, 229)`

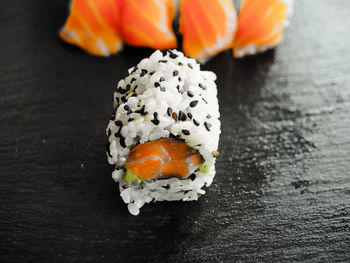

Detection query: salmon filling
(124, 138), (203, 180)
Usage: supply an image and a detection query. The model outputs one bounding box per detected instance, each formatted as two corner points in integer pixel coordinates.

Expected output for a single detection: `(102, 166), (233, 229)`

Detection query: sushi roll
(106, 50), (220, 215)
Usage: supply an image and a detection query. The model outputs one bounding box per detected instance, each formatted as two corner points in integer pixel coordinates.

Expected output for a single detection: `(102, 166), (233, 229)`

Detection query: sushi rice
(106, 50), (220, 215)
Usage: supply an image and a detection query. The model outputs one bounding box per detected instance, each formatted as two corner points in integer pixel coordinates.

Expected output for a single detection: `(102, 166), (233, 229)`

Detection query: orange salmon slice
(125, 138), (203, 180)
(59, 0), (123, 56)
(180, 0), (237, 61)
(120, 0), (177, 50)
(233, 0), (290, 58)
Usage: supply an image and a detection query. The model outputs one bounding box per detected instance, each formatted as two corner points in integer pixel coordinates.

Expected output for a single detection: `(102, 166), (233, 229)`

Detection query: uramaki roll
(106, 50), (220, 215)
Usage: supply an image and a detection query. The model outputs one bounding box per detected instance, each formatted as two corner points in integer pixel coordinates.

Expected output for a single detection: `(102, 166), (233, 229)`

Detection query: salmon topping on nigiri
(59, 0), (123, 56)
(124, 138), (203, 180)
(120, 0), (177, 50)
(233, 0), (290, 58)
(180, 0), (237, 61)
(59, 0), (293, 59)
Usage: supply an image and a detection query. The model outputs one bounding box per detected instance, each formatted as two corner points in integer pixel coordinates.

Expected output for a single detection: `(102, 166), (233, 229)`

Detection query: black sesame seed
(178, 111), (187, 121)
(159, 60), (167, 63)
(193, 119), (200, 126)
(190, 174), (196, 181)
(154, 82), (160, 87)
(140, 105), (145, 113)
(182, 129), (190, 135)
(135, 105), (145, 115)
(121, 96), (127, 103)
(114, 126), (121, 137)
(190, 100), (199, 107)
(151, 119), (160, 125)
(167, 107), (173, 116)
(125, 84), (131, 91)
(187, 91), (194, 97)
(199, 83), (206, 90)
(168, 51), (178, 59)
(204, 122), (212, 131)
(149, 71), (155, 75)
(153, 112), (158, 119)
(140, 69), (148, 77)
(159, 77), (165, 82)
(152, 112), (160, 125)
(178, 62), (183, 66)
(131, 66), (138, 73)
(115, 120), (122, 126)
(128, 118), (134, 122)
(178, 77), (182, 82)
(187, 112), (193, 119)
(173, 70), (178, 76)
(130, 78), (136, 83)
(124, 104), (130, 111)
(119, 137), (126, 148)
(188, 63), (193, 69)
(176, 85), (180, 91)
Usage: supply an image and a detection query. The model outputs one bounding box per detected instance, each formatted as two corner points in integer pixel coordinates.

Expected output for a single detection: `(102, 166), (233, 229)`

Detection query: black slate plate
(1, 0), (350, 262)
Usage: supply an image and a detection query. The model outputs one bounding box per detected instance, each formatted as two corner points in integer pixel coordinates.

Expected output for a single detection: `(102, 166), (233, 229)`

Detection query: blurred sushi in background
(120, 0), (177, 50)
(59, 0), (177, 56)
(59, 0), (123, 56)
(179, 0), (237, 62)
(233, 0), (294, 58)
(59, 0), (294, 59)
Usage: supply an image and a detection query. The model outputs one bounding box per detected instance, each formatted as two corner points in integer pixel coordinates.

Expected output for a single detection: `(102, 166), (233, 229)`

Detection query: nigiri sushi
(180, 0), (237, 62)
(120, 0), (177, 50)
(59, 0), (123, 56)
(106, 50), (221, 215)
(233, 0), (294, 58)
(59, 0), (294, 59)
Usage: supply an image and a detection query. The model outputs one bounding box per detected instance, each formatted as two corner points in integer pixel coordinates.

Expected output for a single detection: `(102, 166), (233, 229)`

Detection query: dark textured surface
(1, 0), (350, 262)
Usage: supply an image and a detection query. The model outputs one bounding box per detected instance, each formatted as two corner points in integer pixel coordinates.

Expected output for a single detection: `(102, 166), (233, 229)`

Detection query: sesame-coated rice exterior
(106, 50), (221, 215)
